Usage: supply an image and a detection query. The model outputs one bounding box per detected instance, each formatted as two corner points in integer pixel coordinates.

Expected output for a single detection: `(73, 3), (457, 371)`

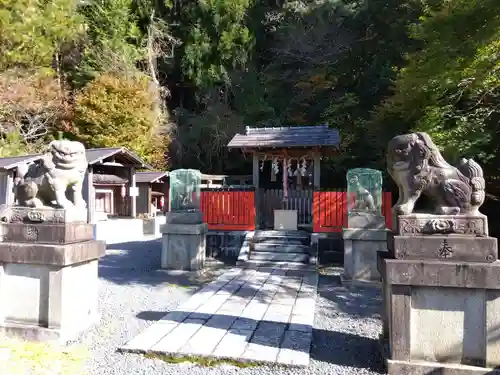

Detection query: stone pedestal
(160, 211), (207, 271)
(348, 211), (386, 230)
(342, 212), (387, 284)
(343, 228), (388, 284)
(0, 207), (105, 343)
(379, 213), (500, 374)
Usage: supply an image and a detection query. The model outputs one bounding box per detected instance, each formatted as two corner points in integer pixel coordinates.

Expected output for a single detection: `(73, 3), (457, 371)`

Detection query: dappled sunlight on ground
(0, 338), (87, 375)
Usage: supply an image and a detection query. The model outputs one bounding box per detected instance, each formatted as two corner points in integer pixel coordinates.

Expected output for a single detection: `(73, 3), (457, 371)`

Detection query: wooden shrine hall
(227, 125), (341, 230)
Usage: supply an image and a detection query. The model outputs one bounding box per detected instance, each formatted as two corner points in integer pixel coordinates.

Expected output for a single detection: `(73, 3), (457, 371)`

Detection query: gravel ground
(73, 238), (385, 375)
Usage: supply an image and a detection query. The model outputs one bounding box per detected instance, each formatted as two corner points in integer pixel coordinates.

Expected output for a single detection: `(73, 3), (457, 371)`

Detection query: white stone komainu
(386, 132), (485, 216)
(380, 132), (500, 374)
(15, 140), (88, 210)
(0, 140), (106, 343)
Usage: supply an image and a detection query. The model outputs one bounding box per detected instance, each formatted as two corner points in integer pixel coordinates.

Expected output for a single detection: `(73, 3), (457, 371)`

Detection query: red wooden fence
(200, 190), (256, 231)
(199, 189), (392, 232)
(382, 191), (393, 230)
(312, 191), (347, 232)
(312, 191), (392, 232)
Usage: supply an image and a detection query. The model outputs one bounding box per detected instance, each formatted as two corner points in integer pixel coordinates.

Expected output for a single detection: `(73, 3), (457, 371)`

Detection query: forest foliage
(0, 0), (498, 183)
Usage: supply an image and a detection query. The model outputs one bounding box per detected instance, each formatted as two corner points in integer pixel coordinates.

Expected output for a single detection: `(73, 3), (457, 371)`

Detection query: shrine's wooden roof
(86, 147), (151, 169)
(0, 155), (43, 170)
(92, 173), (129, 185)
(0, 147), (152, 171)
(227, 125), (341, 149)
(136, 171), (169, 183)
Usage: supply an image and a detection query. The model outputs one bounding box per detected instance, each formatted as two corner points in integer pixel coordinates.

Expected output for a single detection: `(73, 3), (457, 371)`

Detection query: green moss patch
(144, 353), (261, 368)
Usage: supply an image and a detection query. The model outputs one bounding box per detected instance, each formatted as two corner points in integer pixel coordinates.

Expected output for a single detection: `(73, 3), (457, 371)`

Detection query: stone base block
(0, 258), (101, 343)
(0, 240), (105, 265)
(395, 213), (489, 236)
(161, 223), (208, 271)
(342, 228), (387, 283)
(379, 253), (500, 370)
(389, 234), (497, 263)
(347, 212), (385, 230)
(386, 359), (500, 375)
(2, 222), (94, 244)
(0, 313), (100, 343)
(166, 211), (203, 225)
(1, 206), (88, 224)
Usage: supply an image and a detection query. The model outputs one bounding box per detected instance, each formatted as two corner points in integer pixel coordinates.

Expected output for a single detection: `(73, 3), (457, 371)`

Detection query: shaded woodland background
(0, 0), (498, 192)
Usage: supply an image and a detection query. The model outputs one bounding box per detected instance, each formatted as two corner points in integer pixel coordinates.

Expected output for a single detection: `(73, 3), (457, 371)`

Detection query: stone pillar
(85, 166), (95, 224)
(313, 153), (320, 189)
(160, 211), (207, 271)
(252, 153), (260, 229)
(379, 213), (500, 374)
(5, 171), (14, 205)
(0, 207), (105, 343)
(130, 166), (137, 218)
(342, 213), (387, 285)
(0, 139), (108, 343)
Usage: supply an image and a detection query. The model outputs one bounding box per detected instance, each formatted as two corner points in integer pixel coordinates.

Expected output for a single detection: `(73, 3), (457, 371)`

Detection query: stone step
(253, 231), (310, 246)
(250, 251), (309, 263)
(253, 242), (310, 254)
(236, 259), (316, 270)
(253, 230), (310, 240)
(253, 237), (307, 246)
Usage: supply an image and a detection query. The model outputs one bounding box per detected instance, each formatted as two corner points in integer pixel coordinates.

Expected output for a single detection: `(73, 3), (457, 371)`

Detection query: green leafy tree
(73, 72), (169, 169)
(75, 0), (146, 84)
(0, 0), (83, 70)
(375, 0), (500, 173)
(0, 131), (42, 157)
(0, 0), (82, 148)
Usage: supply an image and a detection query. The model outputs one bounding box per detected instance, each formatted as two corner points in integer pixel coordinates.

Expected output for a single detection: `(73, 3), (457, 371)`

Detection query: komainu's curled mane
(387, 132), (485, 216)
(15, 140), (88, 210)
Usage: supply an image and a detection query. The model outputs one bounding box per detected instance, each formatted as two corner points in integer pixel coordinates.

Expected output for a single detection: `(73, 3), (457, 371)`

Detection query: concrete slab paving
(119, 267), (318, 367)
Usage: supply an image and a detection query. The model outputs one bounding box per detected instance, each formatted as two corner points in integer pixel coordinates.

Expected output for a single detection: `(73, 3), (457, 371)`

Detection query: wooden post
(130, 167), (137, 218)
(313, 152), (321, 189)
(85, 166), (95, 224)
(148, 185), (152, 214)
(5, 171), (14, 205)
(165, 179), (170, 213)
(253, 153), (260, 229)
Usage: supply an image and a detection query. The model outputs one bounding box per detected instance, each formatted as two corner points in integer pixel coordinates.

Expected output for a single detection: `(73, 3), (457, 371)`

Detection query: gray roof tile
(136, 171), (169, 183)
(227, 125), (340, 149)
(0, 147), (153, 170)
(86, 148), (152, 169)
(0, 154), (42, 170)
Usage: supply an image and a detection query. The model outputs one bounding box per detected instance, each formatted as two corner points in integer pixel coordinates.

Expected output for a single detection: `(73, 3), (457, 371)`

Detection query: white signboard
(129, 186), (139, 197)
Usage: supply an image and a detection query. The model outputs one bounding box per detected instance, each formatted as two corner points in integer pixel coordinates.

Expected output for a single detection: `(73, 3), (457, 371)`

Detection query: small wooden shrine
(227, 125), (341, 229)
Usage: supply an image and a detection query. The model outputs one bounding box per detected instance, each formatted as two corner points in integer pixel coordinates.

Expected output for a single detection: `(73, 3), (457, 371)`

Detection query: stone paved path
(119, 268), (318, 367)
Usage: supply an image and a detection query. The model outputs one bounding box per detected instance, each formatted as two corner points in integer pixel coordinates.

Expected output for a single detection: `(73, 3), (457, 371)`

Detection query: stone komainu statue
(350, 175), (377, 211)
(15, 140), (88, 209)
(387, 132), (485, 216)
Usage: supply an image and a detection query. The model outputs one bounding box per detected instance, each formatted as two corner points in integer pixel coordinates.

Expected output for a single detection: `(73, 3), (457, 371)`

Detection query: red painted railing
(313, 191), (348, 232)
(382, 191), (393, 230)
(313, 191), (393, 232)
(200, 190), (255, 231)
(198, 189), (391, 232)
